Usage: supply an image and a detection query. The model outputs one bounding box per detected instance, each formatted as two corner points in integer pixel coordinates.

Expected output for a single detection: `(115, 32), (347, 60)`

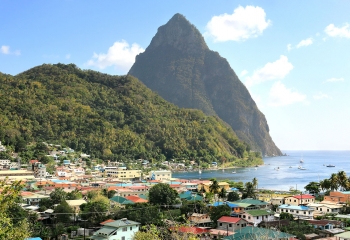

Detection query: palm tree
(209, 179), (220, 195)
(218, 187), (227, 201)
(252, 177), (258, 190)
(320, 179), (331, 193)
(209, 179), (220, 201)
(337, 171), (348, 191)
(242, 182), (256, 199)
(329, 173), (339, 191)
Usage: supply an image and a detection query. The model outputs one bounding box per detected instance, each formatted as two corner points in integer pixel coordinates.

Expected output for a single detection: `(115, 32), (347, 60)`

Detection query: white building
(90, 218), (140, 240)
(0, 141), (6, 152)
(277, 204), (314, 220)
(238, 210), (275, 226)
(149, 170), (172, 180)
(0, 159), (11, 165)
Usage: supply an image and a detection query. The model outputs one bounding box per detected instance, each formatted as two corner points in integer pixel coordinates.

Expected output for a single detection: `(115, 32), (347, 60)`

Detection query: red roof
(218, 216), (244, 224)
(29, 160), (38, 164)
(293, 194), (315, 199)
(125, 195), (148, 203)
(171, 227), (209, 234)
(100, 219), (114, 225)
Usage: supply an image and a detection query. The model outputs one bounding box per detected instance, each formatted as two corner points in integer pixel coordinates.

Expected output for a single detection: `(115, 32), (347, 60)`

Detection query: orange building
(324, 191), (350, 203)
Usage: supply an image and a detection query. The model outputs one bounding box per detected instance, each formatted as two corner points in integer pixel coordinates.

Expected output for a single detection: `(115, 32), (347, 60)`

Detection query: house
(306, 219), (343, 230)
(308, 202), (343, 217)
(217, 216), (249, 232)
(90, 218), (140, 240)
(149, 170), (172, 180)
(277, 204), (314, 220)
(237, 210), (275, 226)
(233, 199), (270, 209)
(284, 194), (315, 206)
(188, 213), (212, 226)
(334, 231), (350, 240)
(324, 191), (350, 204)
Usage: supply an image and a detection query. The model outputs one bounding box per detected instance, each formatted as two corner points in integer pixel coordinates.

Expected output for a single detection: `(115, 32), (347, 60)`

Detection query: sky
(1, 1), (350, 151)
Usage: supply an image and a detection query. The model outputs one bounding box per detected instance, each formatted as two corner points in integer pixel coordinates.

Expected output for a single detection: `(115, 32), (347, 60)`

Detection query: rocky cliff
(129, 13), (282, 156)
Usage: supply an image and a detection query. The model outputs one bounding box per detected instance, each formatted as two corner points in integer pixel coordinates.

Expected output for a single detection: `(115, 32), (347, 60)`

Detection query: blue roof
(51, 179), (72, 183)
(209, 201), (238, 208)
(278, 204), (310, 210)
(26, 238), (42, 240)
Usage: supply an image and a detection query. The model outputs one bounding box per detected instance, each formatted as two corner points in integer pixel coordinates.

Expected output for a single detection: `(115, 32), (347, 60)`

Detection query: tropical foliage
(0, 63), (257, 164)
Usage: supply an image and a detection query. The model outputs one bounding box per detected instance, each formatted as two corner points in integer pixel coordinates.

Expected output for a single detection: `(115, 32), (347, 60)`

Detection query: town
(1, 141), (350, 240)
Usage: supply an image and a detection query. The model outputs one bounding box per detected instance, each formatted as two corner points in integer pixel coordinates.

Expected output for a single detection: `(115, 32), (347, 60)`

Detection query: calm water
(173, 151), (350, 192)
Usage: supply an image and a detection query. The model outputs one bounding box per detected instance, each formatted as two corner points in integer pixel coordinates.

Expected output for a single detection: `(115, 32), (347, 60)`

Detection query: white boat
(199, 169), (202, 174)
(298, 166), (306, 170)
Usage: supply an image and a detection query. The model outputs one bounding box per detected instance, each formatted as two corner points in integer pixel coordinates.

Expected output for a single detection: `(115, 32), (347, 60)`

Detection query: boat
(326, 164), (335, 167)
(199, 169), (202, 174)
(289, 166), (292, 168)
(298, 166), (306, 170)
(300, 153), (304, 163)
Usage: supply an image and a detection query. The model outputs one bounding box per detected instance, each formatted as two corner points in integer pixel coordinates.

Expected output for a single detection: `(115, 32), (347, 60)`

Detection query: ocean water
(172, 150), (350, 192)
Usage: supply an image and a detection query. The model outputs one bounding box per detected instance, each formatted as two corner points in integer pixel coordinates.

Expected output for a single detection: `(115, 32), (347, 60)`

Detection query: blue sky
(1, 1), (349, 151)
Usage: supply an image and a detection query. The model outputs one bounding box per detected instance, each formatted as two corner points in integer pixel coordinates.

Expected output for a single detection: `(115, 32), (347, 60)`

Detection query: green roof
(245, 210), (274, 216)
(110, 196), (128, 204)
(179, 192), (203, 201)
(94, 226), (117, 235)
(231, 202), (251, 208)
(138, 194), (148, 200)
(223, 226), (294, 240)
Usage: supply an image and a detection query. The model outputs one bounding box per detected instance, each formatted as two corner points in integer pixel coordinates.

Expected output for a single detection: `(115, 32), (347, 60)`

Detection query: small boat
(289, 166), (292, 168)
(298, 166), (306, 170)
(232, 171), (236, 174)
(199, 169), (202, 174)
(326, 165), (335, 167)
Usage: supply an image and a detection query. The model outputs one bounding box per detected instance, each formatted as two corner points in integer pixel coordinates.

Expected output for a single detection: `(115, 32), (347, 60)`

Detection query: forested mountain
(129, 13), (282, 156)
(0, 63), (255, 162)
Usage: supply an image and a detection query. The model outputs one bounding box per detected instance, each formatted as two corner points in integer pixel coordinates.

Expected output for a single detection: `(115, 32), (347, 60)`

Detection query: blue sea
(172, 151), (350, 192)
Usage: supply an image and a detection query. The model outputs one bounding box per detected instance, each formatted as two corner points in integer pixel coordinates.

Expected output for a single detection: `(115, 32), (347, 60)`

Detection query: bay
(172, 150), (350, 192)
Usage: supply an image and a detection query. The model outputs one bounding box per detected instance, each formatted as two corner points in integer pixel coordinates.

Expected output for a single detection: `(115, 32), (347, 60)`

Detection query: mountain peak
(147, 13), (208, 53)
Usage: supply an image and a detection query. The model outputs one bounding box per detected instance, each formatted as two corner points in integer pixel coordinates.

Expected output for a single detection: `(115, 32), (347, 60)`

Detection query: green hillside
(0, 63), (257, 163)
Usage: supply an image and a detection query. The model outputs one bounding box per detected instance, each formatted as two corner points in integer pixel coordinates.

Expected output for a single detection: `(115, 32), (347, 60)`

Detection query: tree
(50, 188), (67, 204)
(180, 200), (208, 216)
(329, 173), (339, 191)
(149, 183), (178, 206)
(279, 212), (294, 221)
(337, 171), (348, 191)
(115, 203), (163, 226)
(242, 182), (256, 199)
(133, 225), (162, 240)
(218, 187), (227, 201)
(81, 194), (109, 224)
(66, 189), (83, 200)
(209, 179), (220, 195)
(209, 205), (231, 227)
(320, 179), (331, 194)
(252, 177), (258, 190)
(54, 200), (74, 223)
(304, 182), (320, 195)
(0, 179), (31, 239)
(227, 192), (240, 201)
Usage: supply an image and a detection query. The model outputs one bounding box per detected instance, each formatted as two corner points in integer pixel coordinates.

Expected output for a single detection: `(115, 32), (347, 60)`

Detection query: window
(229, 224), (232, 227)
(122, 227), (127, 232)
(121, 237), (125, 240)
(219, 223), (222, 226)
(130, 226), (132, 230)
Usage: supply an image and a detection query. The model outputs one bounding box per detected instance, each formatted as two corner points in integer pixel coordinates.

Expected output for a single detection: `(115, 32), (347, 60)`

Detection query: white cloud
(240, 70), (248, 77)
(1, 45), (10, 54)
(325, 77), (344, 83)
(87, 40), (144, 72)
(245, 55), (293, 87)
(1, 45), (20, 55)
(268, 81), (306, 106)
(206, 5), (271, 42)
(325, 23), (350, 38)
(287, 44), (292, 51)
(296, 38), (313, 48)
(313, 92), (331, 100)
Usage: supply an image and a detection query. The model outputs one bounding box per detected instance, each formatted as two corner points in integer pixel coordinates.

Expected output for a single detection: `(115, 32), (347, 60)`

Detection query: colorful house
(217, 216), (249, 232)
(284, 194), (315, 206)
(90, 218), (140, 240)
